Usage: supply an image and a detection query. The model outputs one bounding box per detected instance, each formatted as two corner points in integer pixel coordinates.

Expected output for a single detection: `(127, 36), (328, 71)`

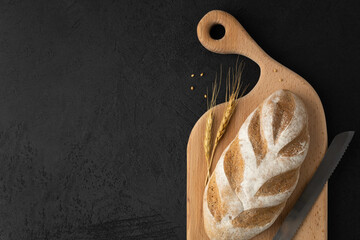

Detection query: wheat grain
(204, 109), (214, 167)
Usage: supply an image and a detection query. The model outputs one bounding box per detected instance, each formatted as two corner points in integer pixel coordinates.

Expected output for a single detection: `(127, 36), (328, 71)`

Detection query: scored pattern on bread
(224, 138), (244, 194)
(272, 91), (295, 143)
(203, 90), (310, 240)
(207, 175), (226, 221)
(255, 168), (300, 197)
(232, 202), (286, 228)
(248, 108), (268, 166)
(279, 125), (309, 157)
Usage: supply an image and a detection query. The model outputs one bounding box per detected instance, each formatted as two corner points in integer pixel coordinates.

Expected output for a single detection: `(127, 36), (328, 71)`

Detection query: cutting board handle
(197, 10), (269, 67)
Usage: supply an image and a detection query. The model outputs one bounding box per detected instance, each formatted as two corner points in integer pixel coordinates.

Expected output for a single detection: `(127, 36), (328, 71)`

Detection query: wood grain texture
(187, 10), (328, 240)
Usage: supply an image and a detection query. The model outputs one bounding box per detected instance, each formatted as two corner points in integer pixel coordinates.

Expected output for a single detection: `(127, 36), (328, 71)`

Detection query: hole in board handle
(209, 24), (225, 40)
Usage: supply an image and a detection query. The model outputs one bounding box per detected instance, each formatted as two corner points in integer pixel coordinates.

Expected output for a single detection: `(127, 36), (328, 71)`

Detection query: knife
(273, 131), (355, 240)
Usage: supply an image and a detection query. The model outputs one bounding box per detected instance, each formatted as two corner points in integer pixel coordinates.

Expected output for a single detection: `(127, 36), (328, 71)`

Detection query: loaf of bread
(203, 89), (309, 240)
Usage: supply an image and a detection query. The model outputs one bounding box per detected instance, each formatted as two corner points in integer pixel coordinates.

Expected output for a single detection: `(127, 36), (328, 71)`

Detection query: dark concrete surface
(0, 0), (359, 239)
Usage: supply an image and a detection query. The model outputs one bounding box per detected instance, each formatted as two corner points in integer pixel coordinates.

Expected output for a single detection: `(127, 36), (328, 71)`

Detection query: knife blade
(273, 131), (355, 240)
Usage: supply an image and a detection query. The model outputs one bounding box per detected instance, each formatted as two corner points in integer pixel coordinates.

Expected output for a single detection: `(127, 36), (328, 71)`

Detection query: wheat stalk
(205, 60), (246, 184)
(204, 109), (214, 167)
(204, 75), (220, 168)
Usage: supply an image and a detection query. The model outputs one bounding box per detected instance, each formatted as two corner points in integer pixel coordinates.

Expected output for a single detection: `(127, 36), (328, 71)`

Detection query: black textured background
(0, 0), (359, 239)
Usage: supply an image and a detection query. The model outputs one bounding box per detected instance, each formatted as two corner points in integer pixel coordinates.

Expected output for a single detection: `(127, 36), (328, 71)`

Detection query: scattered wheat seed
(200, 73), (204, 77)
(190, 86), (194, 90)
(204, 94), (207, 98)
(191, 74), (195, 77)
(273, 69), (278, 72)
(279, 78), (284, 82)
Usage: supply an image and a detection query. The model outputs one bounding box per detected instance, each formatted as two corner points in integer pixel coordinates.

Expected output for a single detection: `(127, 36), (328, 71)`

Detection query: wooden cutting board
(187, 10), (328, 240)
